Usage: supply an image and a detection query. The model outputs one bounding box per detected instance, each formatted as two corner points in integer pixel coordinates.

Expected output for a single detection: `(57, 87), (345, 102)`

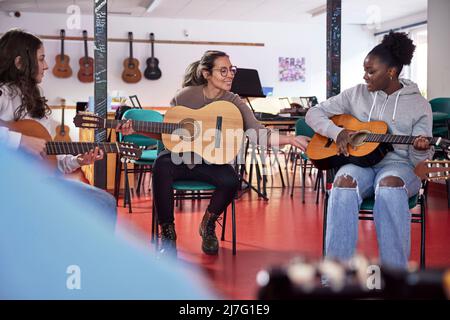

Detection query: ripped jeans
(325, 162), (421, 269)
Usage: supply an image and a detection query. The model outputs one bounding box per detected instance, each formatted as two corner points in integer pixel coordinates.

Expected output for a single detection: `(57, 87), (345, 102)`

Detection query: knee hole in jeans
(378, 176), (405, 188)
(333, 174), (357, 188)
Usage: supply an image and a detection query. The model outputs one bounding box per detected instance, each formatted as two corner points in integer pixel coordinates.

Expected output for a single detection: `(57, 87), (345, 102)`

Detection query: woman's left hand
(291, 135), (311, 152)
(413, 136), (430, 151)
(77, 147), (104, 166)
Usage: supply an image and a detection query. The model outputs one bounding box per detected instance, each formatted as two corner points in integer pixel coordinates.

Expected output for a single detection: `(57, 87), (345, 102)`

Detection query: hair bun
(381, 31), (416, 66)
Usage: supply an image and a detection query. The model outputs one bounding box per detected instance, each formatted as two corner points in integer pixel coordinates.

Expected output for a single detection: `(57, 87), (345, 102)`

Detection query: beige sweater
(163, 85), (271, 166)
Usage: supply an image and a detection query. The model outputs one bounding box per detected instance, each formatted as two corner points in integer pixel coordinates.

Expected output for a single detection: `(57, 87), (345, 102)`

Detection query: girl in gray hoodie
(306, 32), (432, 269)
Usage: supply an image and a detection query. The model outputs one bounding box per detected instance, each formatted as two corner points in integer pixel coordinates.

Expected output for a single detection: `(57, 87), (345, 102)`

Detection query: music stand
(231, 68), (269, 200)
(129, 95), (142, 109)
(231, 68), (266, 114)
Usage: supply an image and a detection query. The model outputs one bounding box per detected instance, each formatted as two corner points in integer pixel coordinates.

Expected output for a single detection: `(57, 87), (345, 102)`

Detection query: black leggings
(152, 153), (240, 225)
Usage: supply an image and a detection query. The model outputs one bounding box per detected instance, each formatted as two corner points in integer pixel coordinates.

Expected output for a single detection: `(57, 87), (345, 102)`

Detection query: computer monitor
(230, 68), (266, 98)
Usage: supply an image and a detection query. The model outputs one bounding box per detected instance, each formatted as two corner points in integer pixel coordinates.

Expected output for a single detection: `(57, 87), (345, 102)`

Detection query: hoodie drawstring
(368, 91), (378, 122)
(368, 89), (402, 123)
(392, 89), (402, 123)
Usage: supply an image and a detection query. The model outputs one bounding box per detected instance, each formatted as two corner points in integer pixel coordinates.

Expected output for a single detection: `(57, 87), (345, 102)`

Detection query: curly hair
(368, 31), (416, 76)
(0, 29), (50, 120)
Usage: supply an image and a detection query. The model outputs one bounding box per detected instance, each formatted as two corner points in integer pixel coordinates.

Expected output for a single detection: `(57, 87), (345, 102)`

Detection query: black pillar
(326, 0), (341, 98)
(93, 0), (108, 189)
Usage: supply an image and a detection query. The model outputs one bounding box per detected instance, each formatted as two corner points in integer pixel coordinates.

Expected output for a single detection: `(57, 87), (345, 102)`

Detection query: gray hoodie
(305, 79), (433, 167)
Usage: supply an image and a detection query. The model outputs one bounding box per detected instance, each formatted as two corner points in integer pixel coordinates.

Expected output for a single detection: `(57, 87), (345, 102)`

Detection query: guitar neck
(61, 38), (65, 61)
(105, 119), (180, 134)
(365, 134), (440, 146)
(129, 40), (133, 60)
(61, 106), (65, 127)
(46, 142), (119, 155)
(84, 39), (88, 61)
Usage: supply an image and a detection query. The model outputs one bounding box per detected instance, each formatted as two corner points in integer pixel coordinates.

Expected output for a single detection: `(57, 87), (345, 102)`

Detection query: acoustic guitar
(144, 33), (162, 80)
(52, 29), (73, 78)
(73, 101), (244, 165)
(54, 98), (71, 142)
(122, 32), (142, 83)
(2, 119), (141, 170)
(77, 30), (94, 83)
(306, 114), (450, 170)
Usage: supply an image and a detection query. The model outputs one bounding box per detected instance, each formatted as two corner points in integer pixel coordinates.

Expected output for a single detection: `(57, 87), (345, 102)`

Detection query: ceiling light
(146, 0), (161, 13)
(307, 4), (326, 17)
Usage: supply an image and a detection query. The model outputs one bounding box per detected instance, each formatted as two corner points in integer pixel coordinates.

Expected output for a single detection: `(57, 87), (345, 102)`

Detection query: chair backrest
(119, 109), (163, 149)
(429, 97), (450, 114)
(295, 118), (315, 138)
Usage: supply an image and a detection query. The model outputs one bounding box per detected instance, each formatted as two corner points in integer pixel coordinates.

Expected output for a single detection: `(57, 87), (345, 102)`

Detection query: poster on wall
(278, 57), (306, 82)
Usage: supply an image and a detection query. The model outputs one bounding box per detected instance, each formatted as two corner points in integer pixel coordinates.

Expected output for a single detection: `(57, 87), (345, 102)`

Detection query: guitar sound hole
(178, 119), (198, 142)
(350, 130), (370, 147)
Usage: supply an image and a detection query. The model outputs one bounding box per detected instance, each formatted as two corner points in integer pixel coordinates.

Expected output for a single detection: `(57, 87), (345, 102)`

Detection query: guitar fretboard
(364, 134), (439, 145)
(105, 119), (182, 134)
(45, 142), (118, 155)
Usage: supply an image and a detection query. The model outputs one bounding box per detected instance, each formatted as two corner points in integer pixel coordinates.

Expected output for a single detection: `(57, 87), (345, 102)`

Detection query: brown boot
(199, 210), (219, 255)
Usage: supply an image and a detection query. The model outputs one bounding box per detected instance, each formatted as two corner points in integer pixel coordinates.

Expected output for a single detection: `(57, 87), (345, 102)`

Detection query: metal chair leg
(221, 207), (227, 241)
(232, 199), (236, 256)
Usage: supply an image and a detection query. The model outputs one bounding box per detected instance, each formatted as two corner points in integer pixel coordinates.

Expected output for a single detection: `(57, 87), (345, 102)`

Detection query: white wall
(427, 0), (450, 99)
(1, 11), (374, 139)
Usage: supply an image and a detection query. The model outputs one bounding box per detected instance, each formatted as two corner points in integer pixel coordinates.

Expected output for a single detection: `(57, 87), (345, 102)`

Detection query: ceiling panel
(0, 0), (427, 23)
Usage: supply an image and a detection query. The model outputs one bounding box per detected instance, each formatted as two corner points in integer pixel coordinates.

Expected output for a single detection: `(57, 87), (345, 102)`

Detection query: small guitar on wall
(122, 32), (142, 83)
(52, 29), (73, 78)
(54, 98), (71, 142)
(144, 32), (162, 80)
(306, 114), (450, 170)
(77, 30), (94, 83)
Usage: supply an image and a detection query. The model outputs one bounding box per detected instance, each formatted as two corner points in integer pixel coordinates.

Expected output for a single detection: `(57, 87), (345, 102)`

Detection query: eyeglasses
(213, 66), (238, 77)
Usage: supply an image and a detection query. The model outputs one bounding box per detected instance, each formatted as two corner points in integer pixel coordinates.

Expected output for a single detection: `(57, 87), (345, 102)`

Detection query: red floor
(116, 173), (450, 299)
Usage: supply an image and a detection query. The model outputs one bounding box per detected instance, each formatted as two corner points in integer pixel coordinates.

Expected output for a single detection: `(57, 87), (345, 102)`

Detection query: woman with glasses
(119, 50), (310, 257)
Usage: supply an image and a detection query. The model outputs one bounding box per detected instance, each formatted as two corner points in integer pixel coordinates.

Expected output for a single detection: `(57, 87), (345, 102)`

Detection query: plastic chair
(430, 97), (450, 138)
(114, 109), (163, 213)
(151, 180), (237, 255)
(429, 97), (450, 207)
(322, 180), (426, 269)
(290, 117), (324, 203)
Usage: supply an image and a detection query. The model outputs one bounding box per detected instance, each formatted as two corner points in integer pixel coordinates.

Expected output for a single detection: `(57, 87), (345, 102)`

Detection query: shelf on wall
(32, 35), (265, 47)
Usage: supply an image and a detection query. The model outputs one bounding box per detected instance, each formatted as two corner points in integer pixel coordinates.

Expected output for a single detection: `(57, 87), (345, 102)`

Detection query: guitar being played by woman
(305, 32), (433, 270)
(117, 50), (310, 257)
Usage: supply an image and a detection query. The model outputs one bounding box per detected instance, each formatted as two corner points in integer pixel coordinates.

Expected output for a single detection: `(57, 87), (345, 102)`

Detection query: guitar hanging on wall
(121, 32), (142, 83)
(52, 29), (73, 78)
(54, 98), (71, 142)
(144, 32), (162, 80)
(77, 30), (94, 83)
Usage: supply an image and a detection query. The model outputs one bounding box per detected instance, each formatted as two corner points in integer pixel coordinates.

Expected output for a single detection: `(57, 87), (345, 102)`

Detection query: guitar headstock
(73, 112), (104, 129)
(83, 30), (88, 39)
(117, 142), (142, 162)
(414, 159), (450, 181)
(150, 32), (155, 42)
(60, 29), (65, 40)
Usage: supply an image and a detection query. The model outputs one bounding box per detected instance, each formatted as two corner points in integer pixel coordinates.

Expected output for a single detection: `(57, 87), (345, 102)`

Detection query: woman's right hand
(116, 119), (135, 136)
(336, 129), (356, 156)
(20, 134), (47, 158)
